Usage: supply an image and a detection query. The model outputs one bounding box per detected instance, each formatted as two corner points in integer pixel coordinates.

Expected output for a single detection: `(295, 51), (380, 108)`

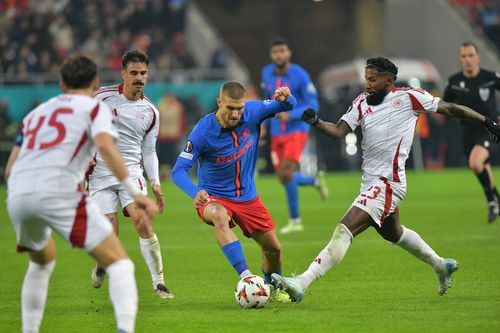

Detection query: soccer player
(443, 42), (500, 223)
(261, 39), (328, 234)
(272, 57), (500, 302)
(172, 82), (296, 302)
(6, 55), (159, 333)
(87, 50), (173, 298)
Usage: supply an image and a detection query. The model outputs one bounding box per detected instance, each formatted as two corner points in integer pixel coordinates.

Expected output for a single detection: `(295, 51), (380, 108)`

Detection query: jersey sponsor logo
(393, 98), (403, 109)
(479, 87), (490, 102)
(263, 99), (272, 105)
(216, 139), (254, 164)
(184, 140), (193, 153)
(179, 151), (193, 160)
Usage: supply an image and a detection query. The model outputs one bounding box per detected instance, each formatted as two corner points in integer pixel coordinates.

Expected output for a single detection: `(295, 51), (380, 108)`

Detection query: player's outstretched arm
(302, 108), (352, 139)
(437, 101), (500, 142)
(94, 133), (159, 219)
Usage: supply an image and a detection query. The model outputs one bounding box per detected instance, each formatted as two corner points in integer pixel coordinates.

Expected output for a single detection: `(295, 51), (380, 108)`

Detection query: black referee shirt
(443, 69), (500, 132)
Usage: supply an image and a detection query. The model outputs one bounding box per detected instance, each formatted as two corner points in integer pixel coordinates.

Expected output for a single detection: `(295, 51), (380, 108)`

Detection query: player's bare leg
(272, 207), (368, 302)
(251, 230), (290, 302)
(383, 212), (458, 295)
(469, 145), (498, 223)
(92, 212), (118, 288)
(203, 202), (252, 278)
(125, 203), (173, 299)
(22, 237), (57, 333)
(277, 158), (304, 234)
(90, 233), (138, 333)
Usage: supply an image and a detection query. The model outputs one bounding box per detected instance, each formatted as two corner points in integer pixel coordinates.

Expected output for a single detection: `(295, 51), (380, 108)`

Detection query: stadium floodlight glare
(345, 132), (357, 145)
(346, 144), (357, 156)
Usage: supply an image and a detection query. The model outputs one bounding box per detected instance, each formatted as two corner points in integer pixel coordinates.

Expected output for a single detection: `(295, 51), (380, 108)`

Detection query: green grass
(1, 169), (500, 333)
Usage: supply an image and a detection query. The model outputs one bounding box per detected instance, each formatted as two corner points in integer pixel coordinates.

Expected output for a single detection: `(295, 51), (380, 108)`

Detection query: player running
(172, 82), (296, 302)
(272, 57), (500, 302)
(261, 39), (328, 234)
(443, 42), (500, 223)
(88, 50), (173, 298)
(6, 55), (158, 333)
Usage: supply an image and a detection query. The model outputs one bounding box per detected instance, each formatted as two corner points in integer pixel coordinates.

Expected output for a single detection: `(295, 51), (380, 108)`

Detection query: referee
(443, 42), (500, 223)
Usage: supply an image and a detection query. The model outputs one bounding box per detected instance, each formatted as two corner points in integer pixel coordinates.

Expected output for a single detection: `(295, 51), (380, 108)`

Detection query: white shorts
(7, 192), (113, 253)
(351, 175), (406, 227)
(89, 176), (148, 215)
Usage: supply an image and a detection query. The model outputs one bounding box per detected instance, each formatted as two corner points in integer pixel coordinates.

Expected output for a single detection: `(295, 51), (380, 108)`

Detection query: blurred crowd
(0, 0), (198, 75)
(451, 0), (500, 49)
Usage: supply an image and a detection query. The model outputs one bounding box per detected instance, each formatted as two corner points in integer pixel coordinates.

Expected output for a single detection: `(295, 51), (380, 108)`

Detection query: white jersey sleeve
(405, 88), (440, 113)
(340, 93), (368, 131)
(142, 105), (160, 185)
(90, 101), (118, 140)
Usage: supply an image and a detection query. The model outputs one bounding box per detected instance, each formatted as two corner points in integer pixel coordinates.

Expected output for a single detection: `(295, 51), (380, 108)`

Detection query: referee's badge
(479, 87), (490, 102)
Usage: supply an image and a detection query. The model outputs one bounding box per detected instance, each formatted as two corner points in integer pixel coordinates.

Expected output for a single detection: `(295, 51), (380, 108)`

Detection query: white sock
(289, 217), (301, 225)
(240, 269), (252, 278)
(107, 259), (138, 333)
(22, 260), (55, 333)
(395, 226), (444, 272)
(298, 223), (353, 289)
(139, 234), (165, 287)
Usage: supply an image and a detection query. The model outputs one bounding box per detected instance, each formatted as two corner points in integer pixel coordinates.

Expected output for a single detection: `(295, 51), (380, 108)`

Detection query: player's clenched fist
(274, 87), (291, 102)
(133, 195), (159, 219)
(194, 189), (210, 209)
(301, 108), (319, 125)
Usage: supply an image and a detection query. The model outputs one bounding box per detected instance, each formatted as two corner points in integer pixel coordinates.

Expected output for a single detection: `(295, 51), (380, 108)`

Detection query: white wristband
(121, 177), (141, 197)
(150, 179), (160, 187)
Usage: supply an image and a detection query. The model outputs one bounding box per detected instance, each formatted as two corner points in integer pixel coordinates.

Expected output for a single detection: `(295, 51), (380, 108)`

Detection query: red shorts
(270, 132), (308, 168)
(196, 196), (275, 237)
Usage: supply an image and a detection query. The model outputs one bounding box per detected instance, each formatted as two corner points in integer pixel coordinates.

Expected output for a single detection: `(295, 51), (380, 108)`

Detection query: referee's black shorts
(463, 129), (492, 158)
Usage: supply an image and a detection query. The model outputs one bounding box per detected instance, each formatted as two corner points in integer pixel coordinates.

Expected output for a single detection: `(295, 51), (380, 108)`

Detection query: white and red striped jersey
(341, 87), (440, 184)
(89, 84), (160, 188)
(8, 94), (117, 194)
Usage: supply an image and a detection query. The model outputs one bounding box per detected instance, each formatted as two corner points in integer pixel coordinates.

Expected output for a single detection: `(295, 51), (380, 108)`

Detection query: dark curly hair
(366, 57), (398, 80)
(121, 50), (149, 69)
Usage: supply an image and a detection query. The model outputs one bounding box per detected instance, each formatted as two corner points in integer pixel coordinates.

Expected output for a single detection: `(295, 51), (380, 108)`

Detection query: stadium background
(1, 1), (500, 332)
(1, 0), (499, 178)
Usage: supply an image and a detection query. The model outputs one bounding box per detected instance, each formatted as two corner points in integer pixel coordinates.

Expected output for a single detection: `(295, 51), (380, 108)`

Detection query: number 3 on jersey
(25, 108), (73, 150)
(361, 185), (381, 200)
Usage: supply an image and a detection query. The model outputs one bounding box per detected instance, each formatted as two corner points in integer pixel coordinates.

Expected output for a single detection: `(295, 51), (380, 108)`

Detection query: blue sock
(284, 179), (299, 219)
(294, 171), (316, 186)
(262, 268), (282, 284)
(221, 240), (248, 276)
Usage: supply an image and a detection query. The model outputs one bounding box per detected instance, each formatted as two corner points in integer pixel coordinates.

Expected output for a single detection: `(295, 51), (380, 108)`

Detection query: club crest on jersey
(240, 128), (250, 142)
(137, 112), (147, 123)
(393, 99), (403, 109)
(184, 140), (193, 153)
(479, 87), (490, 102)
(459, 81), (465, 89)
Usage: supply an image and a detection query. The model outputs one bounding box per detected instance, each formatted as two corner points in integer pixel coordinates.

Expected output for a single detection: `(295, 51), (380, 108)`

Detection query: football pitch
(1, 169), (499, 333)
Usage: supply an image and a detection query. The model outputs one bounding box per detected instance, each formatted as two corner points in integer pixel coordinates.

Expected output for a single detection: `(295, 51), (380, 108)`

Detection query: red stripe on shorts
(380, 177), (393, 225)
(70, 194), (88, 248)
